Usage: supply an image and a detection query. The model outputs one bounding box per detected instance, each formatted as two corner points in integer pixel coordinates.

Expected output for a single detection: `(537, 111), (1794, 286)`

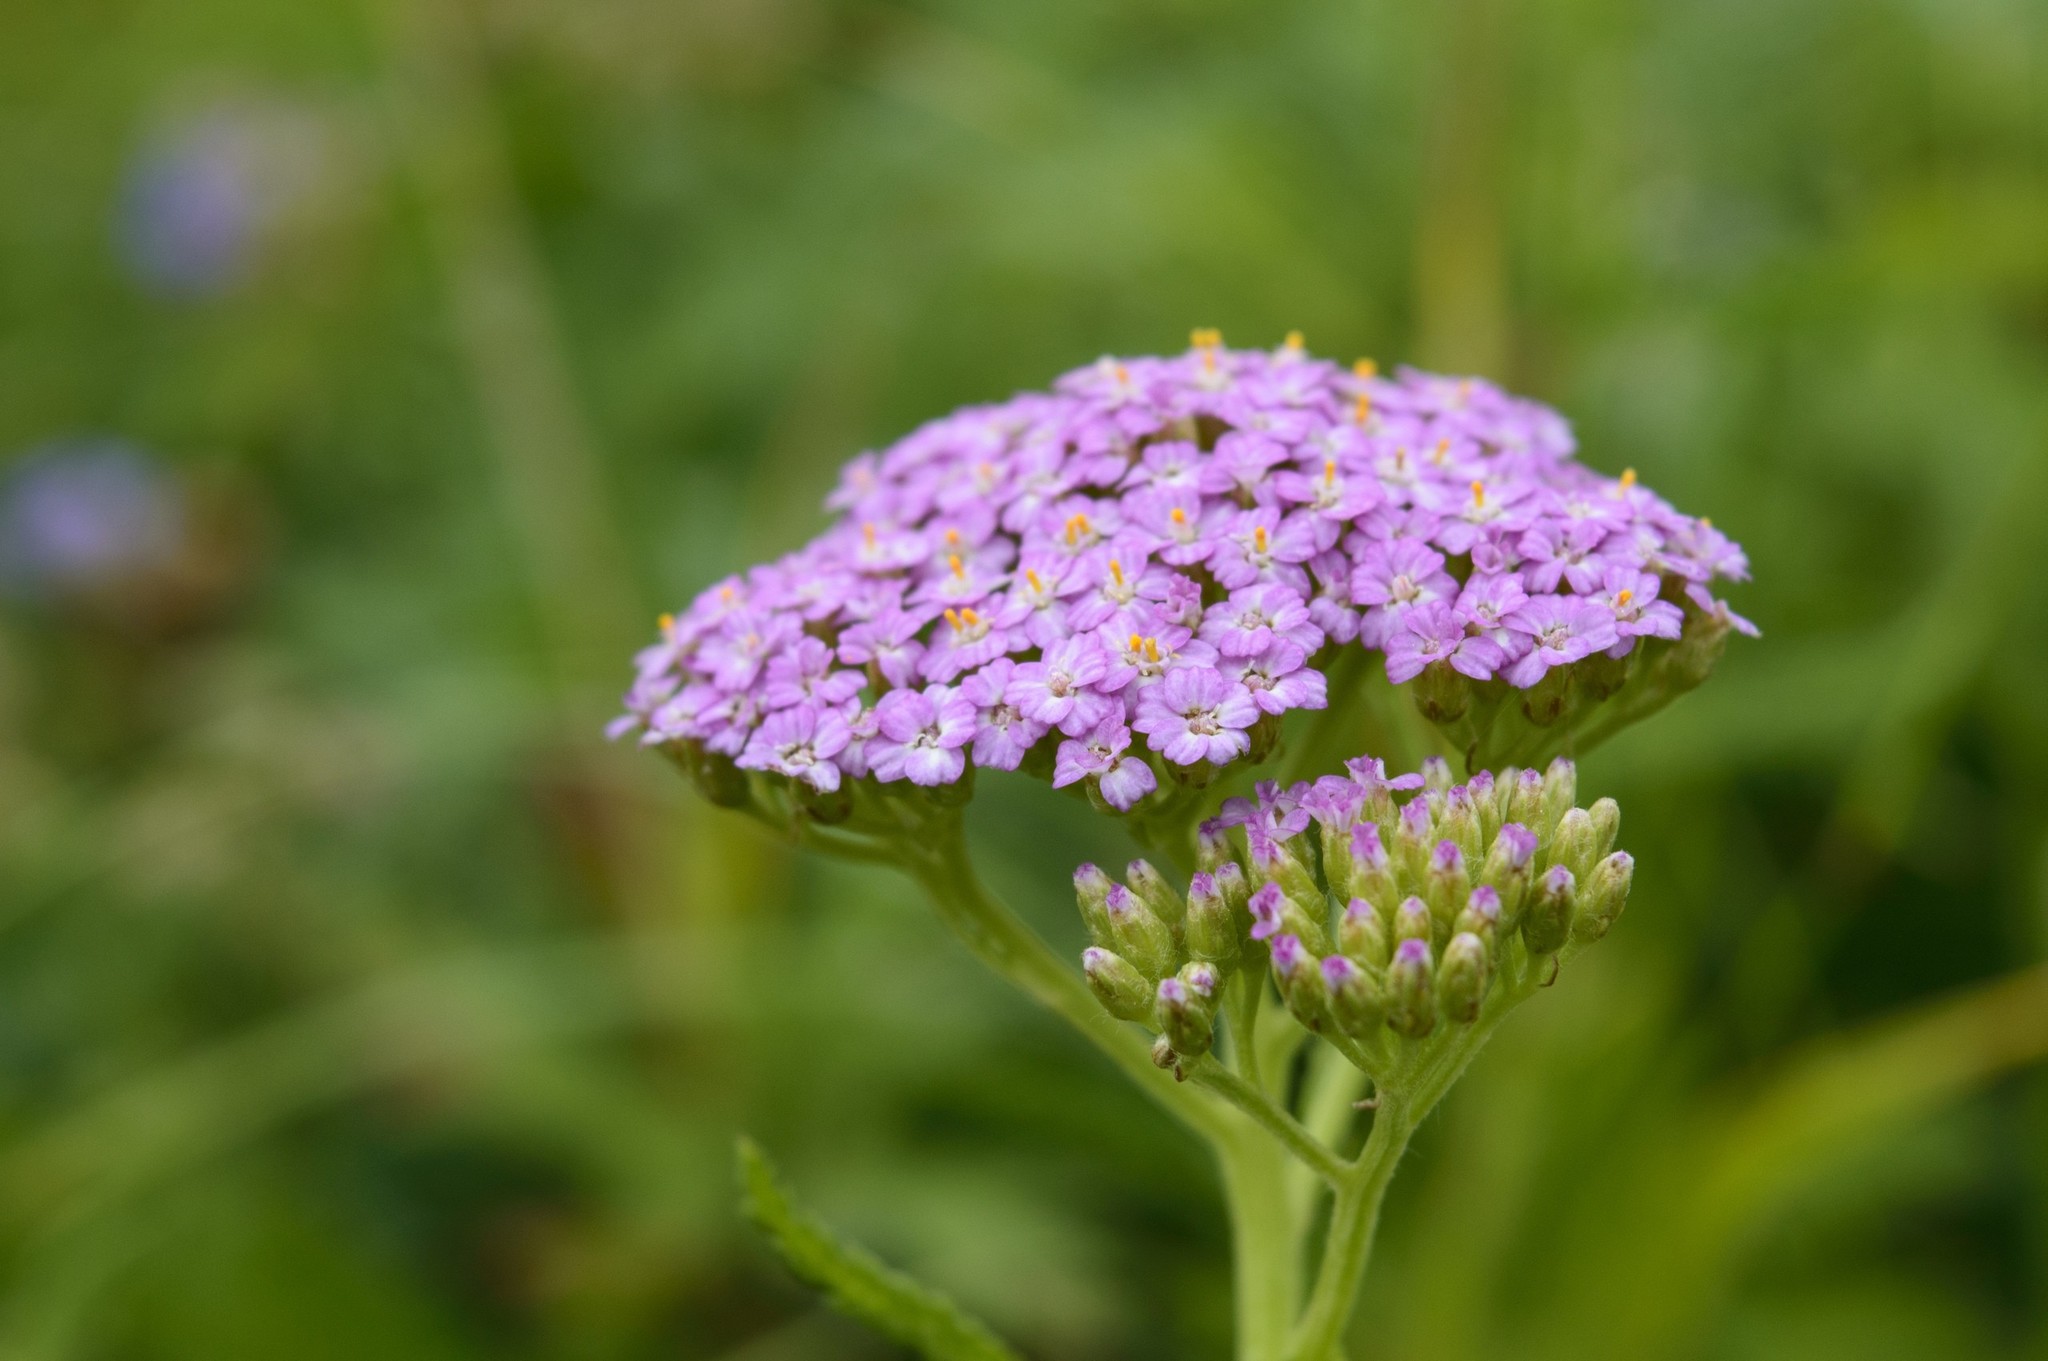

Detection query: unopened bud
(1521, 665), (1571, 726)
(1195, 818), (1236, 872)
(1540, 757), (1577, 837)
(1322, 955), (1389, 1039)
(1214, 860), (1250, 915)
(1387, 939), (1437, 1038)
(1523, 864), (1576, 956)
(1552, 807), (1598, 879)
(1347, 823), (1399, 908)
(1083, 947), (1152, 1022)
(1395, 798), (1435, 883)
(1074, 864), (1116, 946)
(1454, 885), (1503, 947)
(1127, 859), (1184, 925)
(1506, 768), (1544, 830)
(1480, 823), (1538, 927)
(1468, 771), (1500, 844)
(1393, 895), (1434, 947)
(1155, 967), (1220, 1058)
(1588, 797), (1620, 862)
(1425, 841), (1472, 928)
(1337, 898), (1391, 968)
(1437, 931), (1492, 1023)
(1247, 882), (1331, 956)
(1420, 755), (1454, 793)
(1151, 1033), (1178, 1069)
(1106, 883), (1178, 978)
(1573, 851), (1634, 942)
(1249, 832), (1321, 906)
(1440, 786), (1482, 862)
(1185, 872), (1241, 969)
(1270, 934), (1330, 1031)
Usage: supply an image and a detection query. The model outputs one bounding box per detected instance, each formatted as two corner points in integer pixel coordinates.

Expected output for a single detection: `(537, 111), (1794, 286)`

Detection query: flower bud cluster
(1075, 752), (1633, 1065)
(612, 336), (1751, 812)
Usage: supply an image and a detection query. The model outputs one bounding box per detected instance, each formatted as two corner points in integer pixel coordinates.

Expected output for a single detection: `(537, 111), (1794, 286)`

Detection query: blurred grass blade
(736, 1138), (1023, 1361)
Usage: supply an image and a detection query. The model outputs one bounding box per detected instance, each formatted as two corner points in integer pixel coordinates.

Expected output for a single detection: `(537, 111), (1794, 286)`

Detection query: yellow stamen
(1283, 329), (1304, 350)
(1352, 358), (1378, 379)
(944, 527), (961, 546)
(862, 522), (876, 547)
(976, 461), (994, 482)
(718, 585), (736, 602)
(962, 607), (980, 627)
(1620, 468), (1637, 490)
(658, 612), (675, 632)
(1170, 505), (1188, 526)
(1700, 516), (1712, 528)
(1323, 458), (1337, 485)
(1114, 362), (1130, 384)
(1109, 559), (1125, 587)
(1471, 479), (1486, 509)
(1432, 437), (1450, 464)
(1143, 637), (1160, 663)
(1393, 446), (1408, 471)
(1353, 393), (1372, 424)
(1254, 525), (1269, 554)
(944, 608), (961, 629)
(948, 553), (965, 579)
(1025, 568), (1044, 593)
(1128, 632), (1143, 655)
(1614, 589), (1634, 609)
(1191, 327), (1221, 349)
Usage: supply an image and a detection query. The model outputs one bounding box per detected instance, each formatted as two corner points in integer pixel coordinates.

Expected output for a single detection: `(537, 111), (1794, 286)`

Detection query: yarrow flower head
(615, 334), (1752, 811)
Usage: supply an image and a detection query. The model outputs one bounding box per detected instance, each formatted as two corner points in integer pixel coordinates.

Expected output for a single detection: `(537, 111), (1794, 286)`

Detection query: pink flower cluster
(612, 336), (1749, 806)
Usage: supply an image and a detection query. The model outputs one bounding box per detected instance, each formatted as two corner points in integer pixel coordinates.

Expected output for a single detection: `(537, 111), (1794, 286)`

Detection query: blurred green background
(2, 0), (2046, 1357)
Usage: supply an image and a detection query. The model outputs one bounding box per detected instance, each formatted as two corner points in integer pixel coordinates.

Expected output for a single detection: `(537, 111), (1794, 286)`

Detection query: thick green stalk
(1192, 1060), (1346, 1185)
(1286, 1099), (1415, 1361)
(1217, 1129), (1302, 1361)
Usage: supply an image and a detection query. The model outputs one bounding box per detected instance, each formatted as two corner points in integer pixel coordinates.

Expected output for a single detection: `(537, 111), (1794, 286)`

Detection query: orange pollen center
(961, 607), (981, 627)
(1025, 568), (1044, 592)
(1284, 329), (1304, 350)
(1128, 632), (1143, 655)
(944, 528), (961, 546)
(1254, 526), (1269, 554)
(1109, 559), (1125, 586)
(658, 612), (674, 632)
(1143, 637), (1161, 663)
(1323, 458), (1337, 485)
(1354, 394), (1372, 423)
(1620, 468), (1638, 490)
(1353, 358), (1378, 379)
(1700, 516), (1712, 528)
(1471, 480), (1486, 508)
(1614, 589), (1634, 608)
(1170, 506), (1188, 526)
(1191, 327), (1221, 349)
(948, 553), (965, 579)
(1114, 362), (1130, 384)
(861, 522), (876, 547)
(719, 586), (736, 601)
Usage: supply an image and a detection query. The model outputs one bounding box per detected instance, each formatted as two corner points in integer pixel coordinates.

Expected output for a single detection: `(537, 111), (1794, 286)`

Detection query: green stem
(1191, 1059), (1346, 1185)
(896, 821), (1229, 1140)
(1217, 1130), (1302, 1361)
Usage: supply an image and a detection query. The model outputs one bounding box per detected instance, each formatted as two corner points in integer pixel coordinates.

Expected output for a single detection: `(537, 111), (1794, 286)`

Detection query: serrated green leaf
(735, 1138), (1024, 1361)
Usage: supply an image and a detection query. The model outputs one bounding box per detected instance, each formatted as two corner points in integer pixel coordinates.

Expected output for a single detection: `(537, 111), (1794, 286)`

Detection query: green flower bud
(1195, 819), (1236, 872)
(1073, 863), (1116, 947)
(1317, 821), (1355, 903)
(1415, 658), (1473, 723)
(1151, 1033), (1179, 1069)
(1522, 864), (1576, 956)
(1270, 933), (1331, 1032)
(1425, 841), (1473, 929)
(1185, 872), (1241, 970)
(1105, 883), (1178, 979)
(1214, 860), (1251, 916)
(1520, 665), (1572, 726)
(1127, 859), (1184, 926)
(1454, 886), (1503, 948)
(1337, 898), (1391, 969)
(1250, 833), (1321, 907)
(1540, 757), (1577, 838)
(1420, 756), (1454, 793)
(1552, 807), (1598, 879)
(1439, 786), (1483, 863)
(1154, 963), (1222, 1058)
(1479, 823), (1538, 927)
(1588, 797), (1620, 862)
(1573, 851), (1634, 943)
(1248, 882), (1332, 957)
(1345, 823), (1399, 910)
(1468, 771), (1501, 846)
(1437, 931), (1492, 1023)
(1387, 939), (1437, 1039)
(1506, 767), (1544, 832)
(1083, 947), (1152, 1022)
(1394, 799), (1436, 884)
(1393, 895), (1434, 947)
(1321, 955), (1389, 1039)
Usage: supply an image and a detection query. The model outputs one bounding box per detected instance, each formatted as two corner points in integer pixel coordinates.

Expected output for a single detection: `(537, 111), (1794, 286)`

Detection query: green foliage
(736, 1138), (1023, 1361)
